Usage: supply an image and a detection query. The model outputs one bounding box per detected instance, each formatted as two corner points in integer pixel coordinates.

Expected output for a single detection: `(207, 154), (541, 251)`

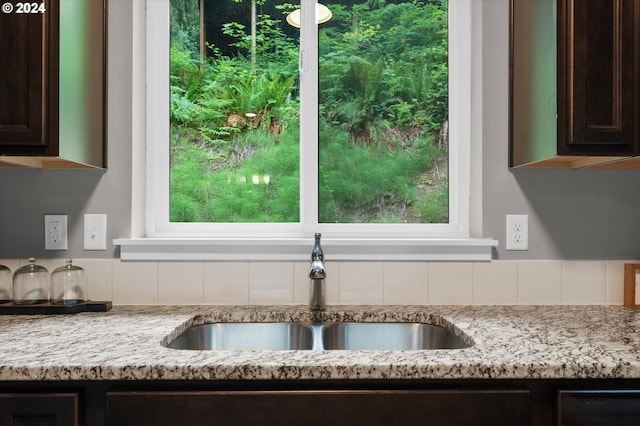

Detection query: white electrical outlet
(44, 214), (68, 250)
(84, 214), (107, 250)
(506, 214), (528, 251)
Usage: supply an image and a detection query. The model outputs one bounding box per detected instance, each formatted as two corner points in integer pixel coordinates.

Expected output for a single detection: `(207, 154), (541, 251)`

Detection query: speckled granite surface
(1, 304), (640, 381)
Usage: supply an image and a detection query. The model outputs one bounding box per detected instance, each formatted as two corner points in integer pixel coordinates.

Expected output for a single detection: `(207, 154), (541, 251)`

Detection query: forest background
(169, 0), (449, 224)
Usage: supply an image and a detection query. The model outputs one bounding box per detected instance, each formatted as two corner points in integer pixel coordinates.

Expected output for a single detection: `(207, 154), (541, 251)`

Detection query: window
(117, 0), (496, 261)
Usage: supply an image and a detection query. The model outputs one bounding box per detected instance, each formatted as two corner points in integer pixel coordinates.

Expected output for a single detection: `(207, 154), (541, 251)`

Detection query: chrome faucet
(309, 233), (326, 311)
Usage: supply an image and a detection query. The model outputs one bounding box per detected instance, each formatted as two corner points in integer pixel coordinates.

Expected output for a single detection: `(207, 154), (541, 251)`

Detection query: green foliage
(169, 0), (299, 147)
(319, 0), (449, 135)
(217, 72), (296, 123)
(169, 0), (449, 224)
(220, 8), (298, 74)
(415, 183), (448, 223)
(318, 122), (445, 223)
(340, 56), (386, 135)
(169, 46), (204, 122)
(171, 129), (300, 223)
(170, 0), (201, 54)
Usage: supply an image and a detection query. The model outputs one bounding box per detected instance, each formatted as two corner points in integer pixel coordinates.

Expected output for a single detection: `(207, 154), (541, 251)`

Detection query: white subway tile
(473, 261), (517, 304)
(79, 258), (113, 301)
(1, 257), (625, 306)
(562, 260), (605, 304)
(35, 258), (66, 275)
(248, 262), (294, 303)
(339, 262), (384, 304)
(112, 260), (158, 304)
(517, 260), (562, 304)
(428, 262), (473, 304)
(203, 262), (249, 304)
(0, 259), (21, 273)
(158, 262), (203, 304)
(293, 262), (309, 304)
(383, 262), (428, 304)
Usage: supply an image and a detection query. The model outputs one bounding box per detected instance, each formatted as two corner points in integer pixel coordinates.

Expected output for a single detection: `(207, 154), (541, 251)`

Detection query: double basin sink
(164, 321), (471, 351)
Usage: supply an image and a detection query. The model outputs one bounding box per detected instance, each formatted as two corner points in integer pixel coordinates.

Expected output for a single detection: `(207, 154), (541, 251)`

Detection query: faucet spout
(309, 233), (326, 311)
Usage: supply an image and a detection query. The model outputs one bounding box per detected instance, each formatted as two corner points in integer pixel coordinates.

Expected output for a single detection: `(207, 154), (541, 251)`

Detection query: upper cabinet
(510, 0), (640, 168)
(558, 0), (639, 157)
(0, 0), (57, 158)
(0, 0), (106, 169)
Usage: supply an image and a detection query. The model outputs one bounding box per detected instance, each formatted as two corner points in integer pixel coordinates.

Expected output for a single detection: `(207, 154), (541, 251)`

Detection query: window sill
(113, 238), (498, 261)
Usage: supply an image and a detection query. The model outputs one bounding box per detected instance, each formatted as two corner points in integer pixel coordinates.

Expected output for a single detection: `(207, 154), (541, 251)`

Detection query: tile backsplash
(0, 259), (631, 305)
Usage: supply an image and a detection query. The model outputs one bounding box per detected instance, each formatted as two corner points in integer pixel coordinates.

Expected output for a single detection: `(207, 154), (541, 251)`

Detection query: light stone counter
(1, 304), (640, 381)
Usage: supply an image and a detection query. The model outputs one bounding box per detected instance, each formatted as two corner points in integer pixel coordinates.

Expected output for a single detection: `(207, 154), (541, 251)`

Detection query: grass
(170, 124), (447, 224)
(319, 126), (446, 223)
(170, 128), (300, 222)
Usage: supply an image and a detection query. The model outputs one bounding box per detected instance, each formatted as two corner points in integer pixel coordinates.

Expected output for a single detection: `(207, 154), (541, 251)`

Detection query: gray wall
(1, 0), (640, 261)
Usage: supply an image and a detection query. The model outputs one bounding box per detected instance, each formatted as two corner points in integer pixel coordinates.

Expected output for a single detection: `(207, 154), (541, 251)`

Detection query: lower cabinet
(4, 380), (640, 425)
(0, 393), (79, 426)
(558, 390), (640, 426)
(106, 389), (529, 426)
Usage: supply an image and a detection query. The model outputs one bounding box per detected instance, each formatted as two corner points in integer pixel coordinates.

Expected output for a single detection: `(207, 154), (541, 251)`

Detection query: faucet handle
(309, 260), (326, 279)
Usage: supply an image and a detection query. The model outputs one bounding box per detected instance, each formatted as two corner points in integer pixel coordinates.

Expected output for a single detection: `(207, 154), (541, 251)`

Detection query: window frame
(115, 0), (496, 261)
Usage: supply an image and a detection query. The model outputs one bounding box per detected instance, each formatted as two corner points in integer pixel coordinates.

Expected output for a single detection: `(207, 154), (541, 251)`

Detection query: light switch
(84, 214), (107, 250)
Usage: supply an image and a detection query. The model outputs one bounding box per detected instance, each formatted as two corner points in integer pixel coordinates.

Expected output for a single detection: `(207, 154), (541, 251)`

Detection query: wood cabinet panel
(558, 0), (638, 156)
(107, 389), (530, 426)
(0, 393), (78, 426)
(0, 0), (58, 151)
(558, 390), (640, 425)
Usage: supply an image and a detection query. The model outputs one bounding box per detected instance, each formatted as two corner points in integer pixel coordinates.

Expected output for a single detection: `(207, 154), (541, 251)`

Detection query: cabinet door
(557, 0), (639, 156)
(107, 389), (530, 426)
(0, 393), (78, 426)
(0, 0), (59, 154)
(558, 390), (640, 426)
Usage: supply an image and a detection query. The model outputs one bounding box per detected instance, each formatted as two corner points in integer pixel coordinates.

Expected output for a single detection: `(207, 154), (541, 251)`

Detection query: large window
(169, 0), (449, 226)
(120, 0), (494, 261)
(170, 0), (302, 224)
(317, 1), (449, 225)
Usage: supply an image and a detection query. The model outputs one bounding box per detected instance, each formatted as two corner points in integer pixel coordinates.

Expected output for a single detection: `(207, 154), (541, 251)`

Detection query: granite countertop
(1, 304), (640, 381)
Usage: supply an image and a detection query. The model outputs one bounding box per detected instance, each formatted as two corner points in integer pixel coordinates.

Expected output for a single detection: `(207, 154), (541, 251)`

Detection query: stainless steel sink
(165, 322), (314, 350)
(321, 322), (470, 350)
(164, 321), (470, 351)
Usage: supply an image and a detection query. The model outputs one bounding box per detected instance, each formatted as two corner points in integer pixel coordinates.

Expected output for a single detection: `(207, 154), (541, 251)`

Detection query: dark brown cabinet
(510, 0), (640, 168)
(106, 389), (530, 426)
(0, 0), (58, 155)
(3, 379), (640, 426)
(0, 393), (79, 426)
(0, 0), (106, 169)
(557, 0), (639, 157)
(558, 390), (640, 425)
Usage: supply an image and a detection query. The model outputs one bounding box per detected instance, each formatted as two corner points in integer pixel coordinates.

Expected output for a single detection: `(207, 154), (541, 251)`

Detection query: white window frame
(115, 0), (497, 261)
